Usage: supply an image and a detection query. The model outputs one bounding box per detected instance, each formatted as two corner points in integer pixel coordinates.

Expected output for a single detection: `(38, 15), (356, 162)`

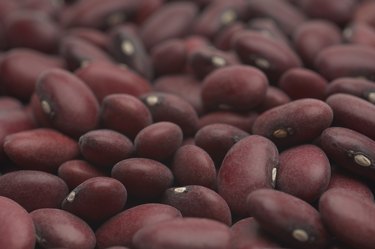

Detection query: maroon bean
(319, 127), (375, 181)
(252, 99), (333, 148)
(218, 135), (279, 216)
(184, 35), (210, 54)
(133, 0), (164, 25)
(95, 203), (182, 249)
(132, 217), (232, 249)
(79, 129), (134, 168)
(0, 196), (35, 249)
(112, 158), (174, 201)
(104, 247), (130, 249)
(343, 23), (375, 49)
(247, 18), (290, 46)
(326, 94), (375, 140)
(214, 21), (245, 51)
(99, 94), (152, 139)
(353, 1), (375, 28)
(326, 78), (375, 104)
(319, 188), (375, 249)
(201, 65), (268, 111)
(66, 27), (110, 51)
(0, 170), (68, 212)
(3, 128), (79, 173)
(29, 93), (53, 128)
(171, 145), (217, 189)
(31, 208), (96, 249)
(75, 61), (152, 103)
(0, 96), (22, 111)
(247, 189), (329, 249)
(256, 86), (291, 113)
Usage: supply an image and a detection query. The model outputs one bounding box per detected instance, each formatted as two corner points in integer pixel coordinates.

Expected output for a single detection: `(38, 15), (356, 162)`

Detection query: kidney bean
(218, 135), (279, 216)
(326, 93), (375, 140)
(0, 196), (35, 249)
(248, 18), (291, 46)
(133, 0), (164, 25)
(132, 217), (232, 249)
(315, 45), (375, 81)
(31, 208), (96, 249)
(18, 0), (62, 17)
(75, 61), (152, 103)
(99, 94), (152, 139)
(95, 203), (182, 249)
(112, 158), (173, 201)
(214, 21), (245, 51)
(343, 23), (375, 49)
(29, 93), (54, 129)
(0, 170), (68, 211)
(140, 2), (198, 50)
(67, 27), (110, 50)
(3, 128), (79, 172)
(171, 145), (217, 189)
(194, 123), (249, 166)
(276, 144), (331, 203)
(319, 188), (375, 249)
(201, 65), (268, 111)
(353, 1), (375, 28)
(319, 127), (375, 181)
(0, 96), (22, 111)
(140, 92), (199, 136)
(104, 247), (130, 249)
(184, 35), (210, 54)
(256, 86), (291, 113)
(79, 129), (134, 168)
(247, 189), (329, 249)
(35, 68), (100, 138)
(326, 78), (375, 104)
(233, 31), (302, 82)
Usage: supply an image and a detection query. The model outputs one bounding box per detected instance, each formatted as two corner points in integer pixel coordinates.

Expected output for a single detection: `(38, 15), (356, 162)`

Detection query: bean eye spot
(121, 41), (135, 56)
(292, 229), (309, 242)
(354, 154), (372, 167)
(220, 9), (237, 25)
(145, 95), (160, 106)
(174, 187), (188, 193)
(66, 191), (76, 202)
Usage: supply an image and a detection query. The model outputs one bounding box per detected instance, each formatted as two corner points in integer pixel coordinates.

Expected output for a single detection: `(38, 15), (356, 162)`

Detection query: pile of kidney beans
(1, 0), (375, 248)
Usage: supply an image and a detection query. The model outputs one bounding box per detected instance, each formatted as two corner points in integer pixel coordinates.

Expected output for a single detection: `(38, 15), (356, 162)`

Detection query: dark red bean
(252, 99), (333, 148)
(343, 23), (375, 49)
(3, 128), (79, 173)
(247, 189), (329, 249)
(319, 189), (375, 249)
(31, 208), (96, 249)
(184, 35), (209, 54)
(66, 27), (110, 51)
(214, 21), (245, 51)
(132, 217), (232, 249)
(104, 247), (130, 249)
(218, 135), (279, 216)
(112, 158), (174, 201)
(326, 94), (375, 140)
(0, 196), (35, 249)
(99, 94), (152, 139)
(256, 86), (291, 113)
(79, 129), (134, 168)
(326, 78), (375, 104)
(353, 1), (375, 29)
(247, 18), (290, 46)
(319, 127), (375, 181)
(95, 203), (182, 249)
(0, 96), (22, 112)
(133, 0), (164, 25)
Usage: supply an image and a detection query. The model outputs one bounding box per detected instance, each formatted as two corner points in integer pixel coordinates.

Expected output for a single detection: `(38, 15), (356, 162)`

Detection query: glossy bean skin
(161, 185), (231, 225)
(3, 128), (79, 173)
(256, 86), (291, 113)
(201, 65), (268, 112)
(326, 78), (375, 104)
(0, 170), (68, 212)
(326, 94), (375, 140)
(344, 23), (375, 49)
(247, 189), (329, 249)
(31, 208), (96, 249)
(319, 189), (375, 249)
(276, 144), (331, 203)
(171, 145), (217, 189)
(217, 135), (279, 216)
(112, 158), (174, 201)
(0, 196), (35, 249)
(319, 127), (375, 181)
(62, 177), (127, 224)
(252, 99), (333, 148)
(79, 129), (134, 168)
(132, 217), (232, 249)
(95, 203), (182, 249)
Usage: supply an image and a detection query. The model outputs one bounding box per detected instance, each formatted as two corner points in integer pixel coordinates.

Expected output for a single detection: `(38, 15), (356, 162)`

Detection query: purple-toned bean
(214, 21), (245, 51)
(319, 188), (375, 249)
(79, 129), (134, 168)
(31, 208), (96, 249)
(171, 145), (217, 189)
(104, 247), (130, 249)
(353, 1), (375, 29)
(66, 27), (110, 50)
(247, 189), (329, 249)
(256, 86), (291, 113)
(95, 203), (182, 249)
(0, 96), (22, 111)
(326, 93), (375, 140)
(247, 18), (290, 46)
(218, 135), (279, 216)
(112, 158), (173, 201)
(0, 170), (68, 212)
(343, 23), (375, 49)
(326, 78), (375, 104)
(133, 0), (164, 25)
(132, 217), (232, 249)
(0, 196), (35, 249)
(29, 93), (53, 128)
(319, 127), (375, 181)
(99, 94), (152, 139)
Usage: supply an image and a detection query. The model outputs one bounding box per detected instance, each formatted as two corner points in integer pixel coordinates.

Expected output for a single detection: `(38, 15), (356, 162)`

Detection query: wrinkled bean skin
(95, 203), (182, 249)
(256, 86), (291, 113)
(132, 217), (232, 249)
(217, 135), (279, 217)
(319, 189), (375, 249)
(252, 99), (333, 148)
(247, 189), (329, 249)
(0, 170), (68, 212)
(161, 185), (232, 225)
(0, 196), (35, 249)
(326, 78), (375, 104)
(31, 208), (96, 249)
